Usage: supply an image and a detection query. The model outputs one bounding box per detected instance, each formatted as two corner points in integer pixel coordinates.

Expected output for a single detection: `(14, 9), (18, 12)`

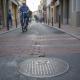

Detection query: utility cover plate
(18, 58), (69, 78)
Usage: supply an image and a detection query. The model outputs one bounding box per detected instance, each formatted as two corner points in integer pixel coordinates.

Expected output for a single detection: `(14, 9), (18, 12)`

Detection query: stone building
(8, 0), (19, 27)
(52, 0), (80, 27)
(0, 0), (8, 29)
(0, 0), (20, 29)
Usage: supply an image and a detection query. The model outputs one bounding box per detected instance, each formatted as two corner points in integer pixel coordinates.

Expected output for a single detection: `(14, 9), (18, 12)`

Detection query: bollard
(52, 17), (53, 26)
(59, 15), (61, 28)
(15, 18), (17, 28)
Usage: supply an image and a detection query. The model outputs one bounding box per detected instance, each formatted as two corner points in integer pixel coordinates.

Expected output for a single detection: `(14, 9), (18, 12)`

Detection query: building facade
(39, 0), (80, 27)
(0, 0), (20, 29)
(0, 0), (26, 30)
(8, 0), (19, 28)
(0, 0), (8, 29)
(38, 0), (47, 22)
(69, 0), (80, 27)
(43, 0), (47, 23)
(46, 0), (52, 25)
(51, 0), (80, 27)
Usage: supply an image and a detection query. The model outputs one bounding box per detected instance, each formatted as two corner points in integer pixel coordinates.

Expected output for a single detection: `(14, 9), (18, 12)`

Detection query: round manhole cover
(18, 58), (69, 78)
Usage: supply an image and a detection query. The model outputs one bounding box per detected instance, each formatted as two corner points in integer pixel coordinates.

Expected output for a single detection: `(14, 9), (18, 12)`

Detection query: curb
(43, 23), (80, 40)
(0, 27), (21, 35)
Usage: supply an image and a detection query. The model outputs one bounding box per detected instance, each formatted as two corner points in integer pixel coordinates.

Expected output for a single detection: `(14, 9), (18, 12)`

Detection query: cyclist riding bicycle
(20, 1), (30, 32)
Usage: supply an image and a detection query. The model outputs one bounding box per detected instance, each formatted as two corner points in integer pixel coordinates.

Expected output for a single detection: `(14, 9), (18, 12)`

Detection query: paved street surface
(0, 22), (80, 80)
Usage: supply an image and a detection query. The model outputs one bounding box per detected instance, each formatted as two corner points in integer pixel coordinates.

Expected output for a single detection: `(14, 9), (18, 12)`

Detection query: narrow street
(0, 22), (80, 80)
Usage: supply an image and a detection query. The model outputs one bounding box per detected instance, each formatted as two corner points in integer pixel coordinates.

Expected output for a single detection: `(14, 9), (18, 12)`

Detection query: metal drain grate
(18, 58), (69, 78)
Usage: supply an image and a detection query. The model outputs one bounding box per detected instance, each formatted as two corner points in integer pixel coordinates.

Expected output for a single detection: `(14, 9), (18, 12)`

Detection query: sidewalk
(0, 25), (21, 34)
(53, 24), (80, 40)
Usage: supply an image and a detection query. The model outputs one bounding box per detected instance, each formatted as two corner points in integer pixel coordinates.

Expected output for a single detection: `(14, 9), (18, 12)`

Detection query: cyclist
(20, 1), (30, 31)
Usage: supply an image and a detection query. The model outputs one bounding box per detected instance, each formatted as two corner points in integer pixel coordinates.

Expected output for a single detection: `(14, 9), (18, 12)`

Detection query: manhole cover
(18, 58), (69, 78)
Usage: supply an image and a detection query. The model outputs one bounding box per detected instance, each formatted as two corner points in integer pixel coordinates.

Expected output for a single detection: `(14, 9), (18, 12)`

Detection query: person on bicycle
(20, 1), (29, 27)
